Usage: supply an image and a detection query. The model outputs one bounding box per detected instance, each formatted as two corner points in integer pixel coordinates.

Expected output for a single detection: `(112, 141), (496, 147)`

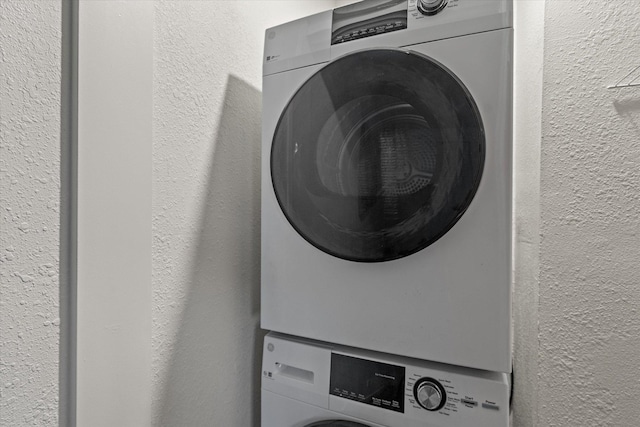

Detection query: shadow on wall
(614, 96), (640, 134)
(157, 75), (265, 427)
(614, 97), (640, 113)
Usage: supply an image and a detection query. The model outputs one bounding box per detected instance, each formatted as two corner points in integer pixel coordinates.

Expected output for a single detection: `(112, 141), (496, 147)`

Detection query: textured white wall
(0, 1), (62, 425)
(151, 2), (336, 426)
(538, 1), (640, 425)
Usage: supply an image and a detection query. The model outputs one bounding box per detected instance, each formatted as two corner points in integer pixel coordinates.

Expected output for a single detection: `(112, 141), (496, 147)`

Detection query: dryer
(262, 333), (510, 427)
(261, 0), (513, 373)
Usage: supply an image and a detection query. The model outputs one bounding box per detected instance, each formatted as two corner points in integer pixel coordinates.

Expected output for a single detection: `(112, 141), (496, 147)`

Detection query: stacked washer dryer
(261, 0), (513, 426)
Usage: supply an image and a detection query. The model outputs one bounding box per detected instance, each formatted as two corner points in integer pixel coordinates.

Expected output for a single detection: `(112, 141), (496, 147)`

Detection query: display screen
(331, 0), (408, 45)
(330, 353), (405, 413)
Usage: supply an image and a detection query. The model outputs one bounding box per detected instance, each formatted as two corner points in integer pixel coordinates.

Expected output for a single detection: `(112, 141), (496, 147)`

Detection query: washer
(262, 333), (510, 427)
(262, 0), (513, 373)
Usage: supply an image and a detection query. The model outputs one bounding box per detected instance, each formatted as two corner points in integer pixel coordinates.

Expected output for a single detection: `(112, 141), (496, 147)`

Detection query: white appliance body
(262, 0), (513, 373)
(262, 333), (510, 427)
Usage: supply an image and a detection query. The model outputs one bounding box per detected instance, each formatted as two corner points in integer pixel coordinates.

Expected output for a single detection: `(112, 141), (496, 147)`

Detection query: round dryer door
(305, 421), (372, 427)
(271, 49), (485, 262)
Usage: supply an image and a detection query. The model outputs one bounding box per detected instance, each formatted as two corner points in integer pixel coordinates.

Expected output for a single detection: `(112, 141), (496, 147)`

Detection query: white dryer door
(270, 49), (484, 262)
(262, 29), (513, 374)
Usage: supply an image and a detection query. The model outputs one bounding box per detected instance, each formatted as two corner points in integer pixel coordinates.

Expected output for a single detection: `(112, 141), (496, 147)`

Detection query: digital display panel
(330, 353), (405, 413)
(331, 0), (408, 45)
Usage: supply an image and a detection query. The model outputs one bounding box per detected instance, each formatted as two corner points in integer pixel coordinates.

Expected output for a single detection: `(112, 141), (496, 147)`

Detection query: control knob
(414, 378), (446, 411)
(417, 0), (448, 16)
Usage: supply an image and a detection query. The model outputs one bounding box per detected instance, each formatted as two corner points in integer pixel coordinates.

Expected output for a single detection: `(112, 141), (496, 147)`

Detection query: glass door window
(271, 49), (484, 262)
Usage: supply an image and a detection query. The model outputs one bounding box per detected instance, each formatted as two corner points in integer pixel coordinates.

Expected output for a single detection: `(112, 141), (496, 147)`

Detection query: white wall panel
(76, 2), (153, 426)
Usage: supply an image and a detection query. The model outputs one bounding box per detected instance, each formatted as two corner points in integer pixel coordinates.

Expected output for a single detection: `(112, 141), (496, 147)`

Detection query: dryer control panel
(262, 333), (510, 427)
(331, 0), (409, 45)
(263, 0), (511, 76)
(330, 0), (463, 46)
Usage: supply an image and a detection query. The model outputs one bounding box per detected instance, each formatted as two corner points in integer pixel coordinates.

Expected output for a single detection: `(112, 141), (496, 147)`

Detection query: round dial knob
(417, 0), (448, 16)
(414, 378), (446, 411)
